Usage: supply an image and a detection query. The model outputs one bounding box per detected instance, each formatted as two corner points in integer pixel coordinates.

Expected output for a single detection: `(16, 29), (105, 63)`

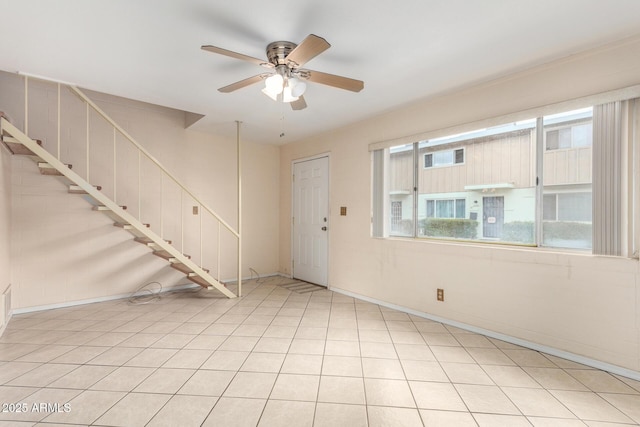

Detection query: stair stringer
(1, 117), (236, 299)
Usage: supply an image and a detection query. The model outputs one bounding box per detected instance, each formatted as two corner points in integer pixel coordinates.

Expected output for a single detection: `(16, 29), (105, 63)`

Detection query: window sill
(380, 234), (598, 256)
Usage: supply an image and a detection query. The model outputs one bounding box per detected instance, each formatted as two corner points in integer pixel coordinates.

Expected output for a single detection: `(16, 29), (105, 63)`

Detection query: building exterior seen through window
(380, 108), (594, 249)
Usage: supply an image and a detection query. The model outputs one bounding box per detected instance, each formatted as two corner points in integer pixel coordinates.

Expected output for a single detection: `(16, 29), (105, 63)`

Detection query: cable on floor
(128, 281), (163, 305)
(249, 268), (263, 284)
(127, 280), (206, 305)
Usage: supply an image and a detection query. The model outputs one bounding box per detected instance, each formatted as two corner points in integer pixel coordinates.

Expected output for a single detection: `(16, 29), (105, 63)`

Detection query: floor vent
(277, 280), (325, 294)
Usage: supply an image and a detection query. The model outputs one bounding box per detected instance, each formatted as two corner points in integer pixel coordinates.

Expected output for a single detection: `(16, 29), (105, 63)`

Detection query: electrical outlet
(437, 288), (444, 301)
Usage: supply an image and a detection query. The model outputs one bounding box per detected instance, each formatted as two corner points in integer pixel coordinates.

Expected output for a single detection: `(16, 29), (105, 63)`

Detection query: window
(545, 122), (593, 150)
(543, 193), (592, 222)
(387, 145), (414, 237)
(424, 148), (464, 168)
(373, 100), (636, 255)
(542, 194), (557, 221)
(426, 199), (466, 219)
(417, 121), (537, 243)
(543, 108), (593, 249)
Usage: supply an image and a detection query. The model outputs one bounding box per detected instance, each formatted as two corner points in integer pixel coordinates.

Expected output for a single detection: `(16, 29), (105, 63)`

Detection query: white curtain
(592, 101), (626, 256)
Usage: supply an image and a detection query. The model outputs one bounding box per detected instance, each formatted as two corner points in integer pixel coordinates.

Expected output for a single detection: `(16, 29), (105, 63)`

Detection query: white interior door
(293, 156), (329, 286)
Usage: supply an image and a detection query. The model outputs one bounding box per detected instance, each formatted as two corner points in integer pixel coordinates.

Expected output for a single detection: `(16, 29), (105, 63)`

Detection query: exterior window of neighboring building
(543, 193), (592, 222)
(424, 148), (464, 168)
(546, 122), (592, 150)
(426, 199), (466, 218)
(542, 194), (557, 221)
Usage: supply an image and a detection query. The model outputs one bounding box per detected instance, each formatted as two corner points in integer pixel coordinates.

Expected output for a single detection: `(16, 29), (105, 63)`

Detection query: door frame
(291, 153), (331, 287)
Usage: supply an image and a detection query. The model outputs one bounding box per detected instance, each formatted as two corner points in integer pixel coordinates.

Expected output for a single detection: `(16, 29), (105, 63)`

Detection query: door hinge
(292, 174), (295, 182)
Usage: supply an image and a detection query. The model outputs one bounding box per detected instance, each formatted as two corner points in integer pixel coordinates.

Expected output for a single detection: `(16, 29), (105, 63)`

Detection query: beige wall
(279, 35), (640, 372)
(1, 71), (280, 310)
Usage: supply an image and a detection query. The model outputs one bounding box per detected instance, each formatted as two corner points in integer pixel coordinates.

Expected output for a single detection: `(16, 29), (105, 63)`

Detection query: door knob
(321, 226), (327, 231)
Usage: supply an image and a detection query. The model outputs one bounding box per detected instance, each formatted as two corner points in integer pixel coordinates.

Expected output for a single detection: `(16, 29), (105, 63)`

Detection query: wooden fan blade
(286, 34), (330, 68)
(218, 74), (270, 93)
(201, 45), (273, 68)
(299, 69), (364, 92)
(291, 96), (307, 111)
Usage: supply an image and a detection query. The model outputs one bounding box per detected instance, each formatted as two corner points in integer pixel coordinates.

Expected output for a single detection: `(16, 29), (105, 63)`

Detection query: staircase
(0, 81), (239, 298)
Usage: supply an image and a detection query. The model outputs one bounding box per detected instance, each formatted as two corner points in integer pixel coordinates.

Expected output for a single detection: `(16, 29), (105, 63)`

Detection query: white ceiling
(2, 0), (640, 144)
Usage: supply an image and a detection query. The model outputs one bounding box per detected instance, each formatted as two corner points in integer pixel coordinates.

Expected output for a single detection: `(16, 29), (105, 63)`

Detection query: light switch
(340, 206), (347, 216)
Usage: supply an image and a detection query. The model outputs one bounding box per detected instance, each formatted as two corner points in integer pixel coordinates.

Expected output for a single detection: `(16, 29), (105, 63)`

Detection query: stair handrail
(66, 85), (239, 238)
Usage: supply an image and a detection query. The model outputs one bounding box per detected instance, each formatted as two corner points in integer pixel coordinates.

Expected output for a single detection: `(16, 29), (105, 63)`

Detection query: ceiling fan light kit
(289, 77), (306, 98)
(202, 34), (364, 110)
(264, 73), (284, 95)
(261, 66), (306, 103)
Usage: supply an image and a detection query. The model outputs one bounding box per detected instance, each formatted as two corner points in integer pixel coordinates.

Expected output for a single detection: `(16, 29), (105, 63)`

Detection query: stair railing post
(86, 103), (90, 183)
(113, 128), (117, 203)
(160, 173), (164, 239)
(138, 150), (142, 221)
(237, 120), (242, 297)
(24, 76), (28, 135)
(57, 83), (61, 160)
(217, 222), (221, 282)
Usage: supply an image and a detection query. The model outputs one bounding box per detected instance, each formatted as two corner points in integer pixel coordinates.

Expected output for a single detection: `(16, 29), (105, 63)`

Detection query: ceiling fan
(201, 34), (364, 110)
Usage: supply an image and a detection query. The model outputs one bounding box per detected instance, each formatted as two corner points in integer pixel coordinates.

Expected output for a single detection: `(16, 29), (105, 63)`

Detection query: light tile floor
(1, 278), (639, 426)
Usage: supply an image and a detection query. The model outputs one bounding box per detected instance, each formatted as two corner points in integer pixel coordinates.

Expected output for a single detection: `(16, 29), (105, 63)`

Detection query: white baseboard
(11, 283), (201, 315)
(229, 271), (282, 284)
(9, 272), (283, 316)
(330, 286), (640, 382)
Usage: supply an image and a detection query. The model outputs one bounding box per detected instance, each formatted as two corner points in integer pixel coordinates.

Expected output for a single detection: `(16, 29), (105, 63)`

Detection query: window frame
(371, 90), (639, 257)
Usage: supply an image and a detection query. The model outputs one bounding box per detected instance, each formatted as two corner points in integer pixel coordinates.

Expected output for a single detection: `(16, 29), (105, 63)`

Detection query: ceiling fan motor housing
(266, 41), (298, 67)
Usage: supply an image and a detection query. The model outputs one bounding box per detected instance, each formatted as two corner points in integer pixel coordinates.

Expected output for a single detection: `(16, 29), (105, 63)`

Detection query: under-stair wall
(0, 70), (281, 310)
